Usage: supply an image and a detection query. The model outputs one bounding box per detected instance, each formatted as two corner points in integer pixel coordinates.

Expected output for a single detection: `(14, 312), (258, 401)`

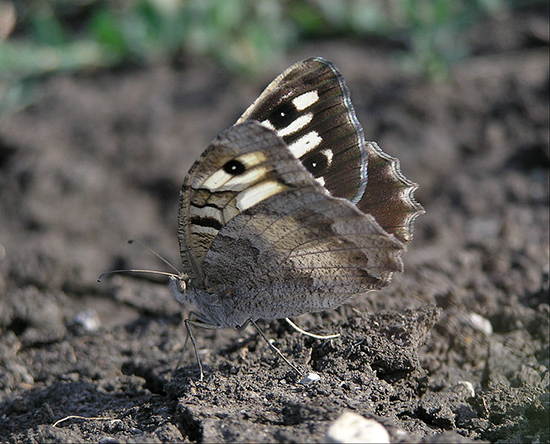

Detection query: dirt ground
(0, 8), (548, 444)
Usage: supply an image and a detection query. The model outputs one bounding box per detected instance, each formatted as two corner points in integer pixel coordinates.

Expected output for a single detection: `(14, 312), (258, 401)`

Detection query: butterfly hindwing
(179, 122), (404, 327)
(358, 141), (424, 244)
(202, 187), (404, 327)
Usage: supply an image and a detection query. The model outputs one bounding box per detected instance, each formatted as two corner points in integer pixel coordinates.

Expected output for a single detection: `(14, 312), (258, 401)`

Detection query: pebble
(448, 380), (476, 399)
(73, 309), (101, 332)
(465, 312), (493, 336)
(300, 372), (321, 385)
(325, 412), (390, 444)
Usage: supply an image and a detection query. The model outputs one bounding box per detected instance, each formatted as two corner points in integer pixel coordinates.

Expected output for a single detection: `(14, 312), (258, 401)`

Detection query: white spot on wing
(292, 91), (319, 111)
(288, 131), (322, 158)
(200, 151), (269, 191)
(322, 148), (333, 165)
(315, 177), (325, 187)
(260, 120), (275, 131)
(236, 180), (287, 211)
(277, 113), (313, 137)
(239, 151), (268, 165)
(202, 166), (269, 192)
(222, 166), (269, 191)
(201, 169), (232, 191)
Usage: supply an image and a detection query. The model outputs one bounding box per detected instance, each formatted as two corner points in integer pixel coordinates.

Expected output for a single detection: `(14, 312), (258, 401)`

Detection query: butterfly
(162, 57), (424, 380)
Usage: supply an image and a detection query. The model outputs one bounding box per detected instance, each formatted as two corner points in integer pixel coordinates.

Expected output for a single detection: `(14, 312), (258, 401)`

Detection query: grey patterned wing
(181, 122), (405, 326)
(202, 186), (404, 325)
(178, 120), (318, 284)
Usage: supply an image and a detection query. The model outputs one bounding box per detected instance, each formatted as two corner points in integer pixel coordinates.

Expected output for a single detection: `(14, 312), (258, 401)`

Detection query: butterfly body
(173, 58), (423, 331)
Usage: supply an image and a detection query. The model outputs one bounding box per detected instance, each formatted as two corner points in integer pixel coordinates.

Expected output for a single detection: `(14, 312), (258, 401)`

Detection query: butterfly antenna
(98, 238), (184, 282)
(97, 269), (179, 283)
(127, 239), (181, 275)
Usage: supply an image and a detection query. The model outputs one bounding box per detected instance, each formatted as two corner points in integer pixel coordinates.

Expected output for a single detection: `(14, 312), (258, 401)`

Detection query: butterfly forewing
(237, 57), (423, 245)
(178, 121), (313, 284)
(237, 57), (368, 205)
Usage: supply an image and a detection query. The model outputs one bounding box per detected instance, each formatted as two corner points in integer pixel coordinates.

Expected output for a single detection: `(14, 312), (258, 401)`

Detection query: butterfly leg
(285, 318), (340, 339)
(184, 316), (221, 381)
(179, 311), (206, 363)
(239, 319), (304, 378)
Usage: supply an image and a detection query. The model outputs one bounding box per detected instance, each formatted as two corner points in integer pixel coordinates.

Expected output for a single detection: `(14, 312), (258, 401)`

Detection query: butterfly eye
(223, 159), (246, 175)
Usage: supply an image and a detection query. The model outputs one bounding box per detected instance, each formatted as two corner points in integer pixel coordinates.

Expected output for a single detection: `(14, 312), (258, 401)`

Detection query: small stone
(463, 312), (493, 336)
(449, 380), (476, 399)
(300, 372), (321, 384)
(73, 309), (101, 332)
(326, 412), (390, 444)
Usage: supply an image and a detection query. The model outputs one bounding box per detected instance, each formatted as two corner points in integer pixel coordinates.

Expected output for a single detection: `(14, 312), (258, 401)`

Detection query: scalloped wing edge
(357, 141), (424, 245)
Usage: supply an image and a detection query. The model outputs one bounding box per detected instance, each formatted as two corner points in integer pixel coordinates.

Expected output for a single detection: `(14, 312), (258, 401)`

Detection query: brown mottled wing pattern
(358, 142), (423, 244)
(203, 186), (404, 326)
(237, 57), (368, 204)
(237, 57), (423, 245)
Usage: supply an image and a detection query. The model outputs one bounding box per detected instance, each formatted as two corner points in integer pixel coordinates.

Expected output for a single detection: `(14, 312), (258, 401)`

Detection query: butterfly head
(168, 273), (189, 304)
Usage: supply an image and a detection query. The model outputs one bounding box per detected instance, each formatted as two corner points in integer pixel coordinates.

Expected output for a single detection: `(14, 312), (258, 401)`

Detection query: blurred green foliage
(0, 0), (540, 110)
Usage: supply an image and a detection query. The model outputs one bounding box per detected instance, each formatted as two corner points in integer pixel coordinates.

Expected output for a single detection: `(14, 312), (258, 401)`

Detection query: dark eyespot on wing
(223, 159), (246, 175)
(268, 102), (299, 128)
(302, 150), (329, 177)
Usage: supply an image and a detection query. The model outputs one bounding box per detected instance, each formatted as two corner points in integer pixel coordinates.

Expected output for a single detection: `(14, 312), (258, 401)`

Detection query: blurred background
(1, 0), (548, 111)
